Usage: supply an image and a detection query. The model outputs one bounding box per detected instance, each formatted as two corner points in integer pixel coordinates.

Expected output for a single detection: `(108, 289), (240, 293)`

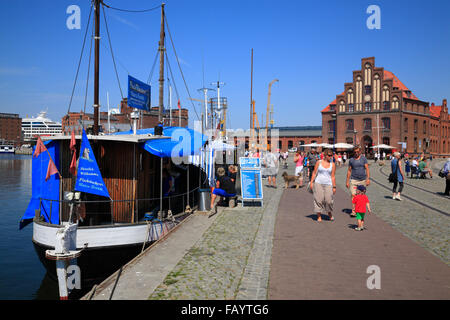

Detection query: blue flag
(75, 129), (110, 198)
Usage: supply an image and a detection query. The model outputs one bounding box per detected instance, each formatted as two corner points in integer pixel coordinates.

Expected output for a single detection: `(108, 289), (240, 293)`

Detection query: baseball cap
(357, 185), (366, 192)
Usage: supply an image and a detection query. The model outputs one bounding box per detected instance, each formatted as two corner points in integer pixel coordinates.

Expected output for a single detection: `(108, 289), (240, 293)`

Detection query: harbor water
(0, 154), (59, 299)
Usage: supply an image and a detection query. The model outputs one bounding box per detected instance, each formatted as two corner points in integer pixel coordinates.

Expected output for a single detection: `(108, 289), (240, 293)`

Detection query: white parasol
(333, 143), (354, 149)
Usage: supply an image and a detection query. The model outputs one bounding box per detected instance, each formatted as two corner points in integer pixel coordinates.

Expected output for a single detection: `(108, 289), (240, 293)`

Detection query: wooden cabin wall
(59, 139), (140, 224)
(98, 141), (137, 223)
(58, 138), (202, 224)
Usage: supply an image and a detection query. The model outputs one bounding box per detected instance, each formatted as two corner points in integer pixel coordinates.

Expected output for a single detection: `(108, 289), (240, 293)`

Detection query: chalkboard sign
(239, 157), (263, 206)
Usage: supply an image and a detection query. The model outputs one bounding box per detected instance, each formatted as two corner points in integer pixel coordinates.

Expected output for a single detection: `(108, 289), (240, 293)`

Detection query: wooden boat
(20, 1), (207, 297)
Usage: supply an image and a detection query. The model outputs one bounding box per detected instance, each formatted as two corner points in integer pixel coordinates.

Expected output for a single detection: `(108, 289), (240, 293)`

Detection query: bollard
(45, 223), (82, 300)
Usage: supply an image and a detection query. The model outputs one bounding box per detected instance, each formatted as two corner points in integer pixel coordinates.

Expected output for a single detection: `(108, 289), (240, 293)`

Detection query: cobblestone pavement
(148, 173), (284, 300)
(335, 159), (449, 265)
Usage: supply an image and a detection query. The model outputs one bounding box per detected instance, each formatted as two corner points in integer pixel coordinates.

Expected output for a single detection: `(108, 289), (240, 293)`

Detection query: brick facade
(0, 113), (22, 146)
(62, 98), (188, 134)
(322, 57), (450, 157)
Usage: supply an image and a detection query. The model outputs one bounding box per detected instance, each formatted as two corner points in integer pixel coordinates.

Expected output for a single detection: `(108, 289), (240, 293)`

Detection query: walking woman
(391, 152), (405, 201)
(309, 149), (336, 222)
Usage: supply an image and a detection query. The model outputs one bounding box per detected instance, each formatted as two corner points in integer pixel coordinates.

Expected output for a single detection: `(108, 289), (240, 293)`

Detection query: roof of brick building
(321, 69), (421, 113)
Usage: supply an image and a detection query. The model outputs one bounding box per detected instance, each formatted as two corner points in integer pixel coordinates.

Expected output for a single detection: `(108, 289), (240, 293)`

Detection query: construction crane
(265, 79), (278, 151)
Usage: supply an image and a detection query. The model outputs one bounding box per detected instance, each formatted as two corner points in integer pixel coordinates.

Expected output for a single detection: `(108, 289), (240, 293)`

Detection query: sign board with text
(127, 75), (151, 111)
(239, 157), (263, 206)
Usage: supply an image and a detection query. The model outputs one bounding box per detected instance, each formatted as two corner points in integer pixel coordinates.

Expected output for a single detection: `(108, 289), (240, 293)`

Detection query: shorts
(350, 179), (366, 196)
(356, 212), (365, 220)
(212, 188), (236, 198)
(295, 166), (304, 177)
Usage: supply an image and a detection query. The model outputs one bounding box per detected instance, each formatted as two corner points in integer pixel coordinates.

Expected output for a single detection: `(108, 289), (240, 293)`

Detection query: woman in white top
(309, 149), (337, 222)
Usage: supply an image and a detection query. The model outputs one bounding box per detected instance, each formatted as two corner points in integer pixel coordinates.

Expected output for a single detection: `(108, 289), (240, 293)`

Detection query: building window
(383, 101), (390, 111)
(328, 120), (335, 133)
(299, 140), (305, 151)
(382, 137), (390, 146)
(364, 85), (372, 95)
(346, 137), (353, 144)
(348, 104), (354, 112)
(288, 140), (293, 149)
(363, 118), (372, 131)
(346, 119), (354, 131)
(364, 102), (372, 112)
(382, 117), (390, 130)
(404, 118), (408, 132)
(423, 121), (427, 134)
(414, 119), (418, 133)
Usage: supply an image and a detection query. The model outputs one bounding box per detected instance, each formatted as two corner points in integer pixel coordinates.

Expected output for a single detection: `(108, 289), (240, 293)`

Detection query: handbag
(438, 169), (446, 178)
(388, 159), (399, 183)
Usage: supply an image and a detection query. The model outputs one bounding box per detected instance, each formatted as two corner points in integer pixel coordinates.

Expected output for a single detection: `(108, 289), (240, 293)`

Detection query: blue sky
(0, 0), (449, 129)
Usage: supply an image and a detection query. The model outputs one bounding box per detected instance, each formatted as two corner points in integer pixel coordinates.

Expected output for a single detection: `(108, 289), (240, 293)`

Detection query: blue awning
(114, 126), (208, 158)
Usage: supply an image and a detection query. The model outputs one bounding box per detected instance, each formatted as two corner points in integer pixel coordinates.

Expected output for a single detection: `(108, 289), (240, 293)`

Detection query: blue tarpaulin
(114, 126), (207, 158)
(20, 140), (60, 229)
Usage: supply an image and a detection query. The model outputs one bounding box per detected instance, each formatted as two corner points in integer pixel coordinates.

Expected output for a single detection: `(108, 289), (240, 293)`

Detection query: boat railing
(38, 186), (202, 225)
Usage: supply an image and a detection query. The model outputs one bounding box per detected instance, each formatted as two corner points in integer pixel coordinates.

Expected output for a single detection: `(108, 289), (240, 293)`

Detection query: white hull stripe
(33, 222), (170, 249)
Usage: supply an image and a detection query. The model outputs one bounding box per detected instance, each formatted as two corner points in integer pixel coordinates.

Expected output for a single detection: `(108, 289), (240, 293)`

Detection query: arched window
(382, 85), (390, 102)
(364, 63), (372, 86)
(347, 88), (354, 104)
(373, 74), (380, 110)
(356, 76), (362, 111)
(339, 100), (345, 112)
(391, 96), (399, 110)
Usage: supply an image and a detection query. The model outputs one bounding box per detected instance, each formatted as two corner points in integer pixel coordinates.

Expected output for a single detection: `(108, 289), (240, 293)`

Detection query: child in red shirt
(352, 185), (372, 231)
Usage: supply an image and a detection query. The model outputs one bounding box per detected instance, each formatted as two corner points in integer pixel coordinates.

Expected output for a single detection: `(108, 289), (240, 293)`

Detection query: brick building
(227, 126), (322, 153)
(62, 98), (188, 135)
(0, 113), (22, 146)
(322, 57), (450, 157)
(271, 126), (322, 152)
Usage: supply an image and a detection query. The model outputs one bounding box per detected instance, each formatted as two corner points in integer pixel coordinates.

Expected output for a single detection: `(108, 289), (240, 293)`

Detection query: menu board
(239, 157), (263, 202)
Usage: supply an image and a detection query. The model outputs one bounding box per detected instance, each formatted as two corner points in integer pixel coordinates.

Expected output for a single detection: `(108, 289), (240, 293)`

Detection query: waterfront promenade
(85, 159), (450, 300)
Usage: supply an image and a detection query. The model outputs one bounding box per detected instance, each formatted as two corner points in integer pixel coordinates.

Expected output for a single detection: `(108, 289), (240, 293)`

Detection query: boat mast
(93, 0), (100, 135)
(158, 3), (165, 122)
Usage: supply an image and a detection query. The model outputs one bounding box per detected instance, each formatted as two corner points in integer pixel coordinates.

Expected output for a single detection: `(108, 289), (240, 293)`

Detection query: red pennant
(69, 150), (77, 176)
(33, 136), (46, 158)
(45, 158), (59, 181)
(177, 99), (181, 109)
(70, 130), (76, 152)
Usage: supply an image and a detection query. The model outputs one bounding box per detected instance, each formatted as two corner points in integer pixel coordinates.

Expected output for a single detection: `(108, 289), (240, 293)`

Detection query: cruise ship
(22, 111), (62, 141)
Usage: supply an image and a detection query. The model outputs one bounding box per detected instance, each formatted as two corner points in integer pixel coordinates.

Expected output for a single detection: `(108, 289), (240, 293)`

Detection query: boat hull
(32, 220), (173, 286)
